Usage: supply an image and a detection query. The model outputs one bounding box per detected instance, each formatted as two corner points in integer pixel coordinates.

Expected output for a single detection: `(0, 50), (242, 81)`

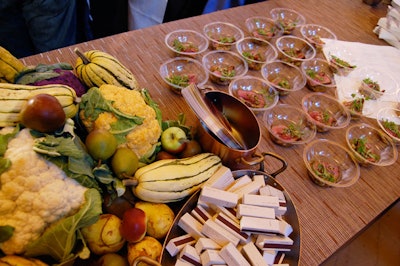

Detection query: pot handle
(240, 152), (287, 178)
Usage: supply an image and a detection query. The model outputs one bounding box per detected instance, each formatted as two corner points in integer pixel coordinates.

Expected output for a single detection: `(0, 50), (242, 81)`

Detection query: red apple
(20, 93), (66, 133)
(120, 207), (147, 243)
(160, 126), (187, 154)
(155, 150), (177, 160)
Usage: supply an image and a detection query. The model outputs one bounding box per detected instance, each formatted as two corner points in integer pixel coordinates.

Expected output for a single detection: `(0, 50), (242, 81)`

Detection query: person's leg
(22, 0), (77, 54)
(0, 0), (36, 58)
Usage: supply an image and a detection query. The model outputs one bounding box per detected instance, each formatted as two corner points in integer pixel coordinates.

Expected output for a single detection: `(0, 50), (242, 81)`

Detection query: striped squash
(130, 153), (222, 203)
(74, 48), (140, 90)
(0, 83), (78, 127)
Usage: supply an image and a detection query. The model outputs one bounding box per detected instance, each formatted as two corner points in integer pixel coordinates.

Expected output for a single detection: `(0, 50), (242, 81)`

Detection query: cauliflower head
(0, 129), (87, 255)
(79, 85), (162, 160)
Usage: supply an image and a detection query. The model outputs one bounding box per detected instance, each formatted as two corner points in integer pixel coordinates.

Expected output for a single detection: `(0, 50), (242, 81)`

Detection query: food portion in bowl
(245, 16), (284, 42)
(329, 55), (356, 76)
(263, 104), (316, 146)
(229, 76), (279, 114)
(303, 139), (360, 187)
(345, 123), (398, 167)
(300, 24), (337, 51)
(275, 36), (316, 66)
(202, 50), (248, 85)
(165, 29), (209, 57)
(262, 60), (306, 96)
(270, 8), (306, 34)
(341, 95), (366, 119)
(236, 37), (277, 70)
(377, 107), (400, 144)
(358, 77), (384, 100)
(302, 93), (350, 132)
(159, 57), (208, 94)
(301, 58), (336, 92)
(203, 21), (244, 51)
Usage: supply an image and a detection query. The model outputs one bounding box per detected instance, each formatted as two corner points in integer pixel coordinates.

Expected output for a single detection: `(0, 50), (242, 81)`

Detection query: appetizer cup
(275, 36), (316, 66)
(164, 29), (209, 57)
(235, 37), (278, 70)
(245, 16), (284, 42)
(203, 21), (244, 51)
(263, 104), (316, 147)
(261, 60), (306, 96)
(376, 107), (400, 145)
(159, 57), (208, 94)
(326, 48), (357, 76)
(349, 67), (398, 101)
(270, 8), (306, 34)
(299, 24), (337, 51)
(228, 75), (279, 115)
(301, 93), (351, 132)
(301, 58), (336, 92)
(303, 139), (360, 187)
(345, 123), (398, 167)
(202, 50), (248, 86)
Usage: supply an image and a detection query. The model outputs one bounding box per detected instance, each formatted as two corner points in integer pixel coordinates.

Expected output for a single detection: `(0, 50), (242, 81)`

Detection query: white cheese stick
(242, 194), (280, 208)
(175, 258), (194, 266)
(166, 233), (197, 257)
(236, 204), (276, 219)
(262, 250), (278, 265)
(178, 212), (205, 240)
(214, 212), (251, 244)
(201, 219), (240, 247)
(200, 249), (226, 266)
(259, 185), (285, 201)
(226, 174), (252, 192)
(195, 238), (221, 254)
(242, 241), (268, 266)
(213, 205), (239, 223)
(199, 186), (238, 208)
(219, 242), (251, 266)
(179, 245), (202, 266)
(240, 216), (281, 235)
(230, 180), (263, 199)
(252, 174), (266, 187)
(256, 234), (294, 251)
(277, 218), (293, 237)
(203, 165), (235, 190)
(191, 205), (213, 224)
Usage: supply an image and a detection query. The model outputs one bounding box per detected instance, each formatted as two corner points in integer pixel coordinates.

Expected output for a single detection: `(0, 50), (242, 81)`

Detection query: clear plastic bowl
(159, 57), (208, 94)
(202, 50), (248, 86)
(301, 92), (351, 132)
(228, 75), (279, 115)
(300, 58), (336, 92)
(261, 60), (306, 96)
(270, 8), (306, 35)
(376, 107), (400, 145)
(300, 23), (337, 51)
(203, 21), (244, 51)
(303, 139), (360, 187)
(275, 36), (316, 66)
(165, 29), (209, 57)
(345, 123), (398, 167)
(245, 16), (284, 42)
(235, 37), (277, 70)
(262, 104), (316, 147)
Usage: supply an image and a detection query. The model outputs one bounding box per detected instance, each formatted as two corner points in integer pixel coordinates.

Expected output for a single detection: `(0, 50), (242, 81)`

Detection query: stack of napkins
(322, 38), (400, 119)
(374, 0), (400, 48)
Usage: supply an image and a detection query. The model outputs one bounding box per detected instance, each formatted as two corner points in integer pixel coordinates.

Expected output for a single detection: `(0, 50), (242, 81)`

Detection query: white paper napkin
(322, 38), (400, 119)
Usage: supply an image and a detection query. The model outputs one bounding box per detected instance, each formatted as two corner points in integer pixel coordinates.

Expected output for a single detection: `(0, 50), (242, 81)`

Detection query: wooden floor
(321, 200), (400, 266)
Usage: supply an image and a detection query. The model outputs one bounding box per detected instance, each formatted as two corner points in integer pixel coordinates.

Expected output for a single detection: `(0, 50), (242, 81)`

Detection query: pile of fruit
(0, 46), (222, 265)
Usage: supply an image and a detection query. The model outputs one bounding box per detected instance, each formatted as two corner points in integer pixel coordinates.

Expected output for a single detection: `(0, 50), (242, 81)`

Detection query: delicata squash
(0, 46), (26, 83)
(74, 48), (140, 90)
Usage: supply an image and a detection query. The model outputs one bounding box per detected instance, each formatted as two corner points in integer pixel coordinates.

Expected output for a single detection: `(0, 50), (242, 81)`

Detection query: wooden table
(21, 1), (399, 265)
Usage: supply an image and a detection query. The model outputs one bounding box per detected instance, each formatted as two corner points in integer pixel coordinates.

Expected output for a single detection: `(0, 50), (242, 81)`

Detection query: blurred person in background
(0, 0), (91, 58)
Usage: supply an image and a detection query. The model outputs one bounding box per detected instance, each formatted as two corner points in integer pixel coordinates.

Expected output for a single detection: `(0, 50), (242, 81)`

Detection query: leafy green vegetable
(24, 188), (102, 263)
(0, 126), (19, 175)
(0, 225), (14, 242)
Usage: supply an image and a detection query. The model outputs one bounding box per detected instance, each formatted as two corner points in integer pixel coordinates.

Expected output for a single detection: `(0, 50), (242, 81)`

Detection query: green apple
(160, 126), (187, 154)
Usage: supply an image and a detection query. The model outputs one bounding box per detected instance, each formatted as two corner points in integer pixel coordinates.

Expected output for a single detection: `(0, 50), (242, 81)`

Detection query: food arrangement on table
(0, 4), (399, 266)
